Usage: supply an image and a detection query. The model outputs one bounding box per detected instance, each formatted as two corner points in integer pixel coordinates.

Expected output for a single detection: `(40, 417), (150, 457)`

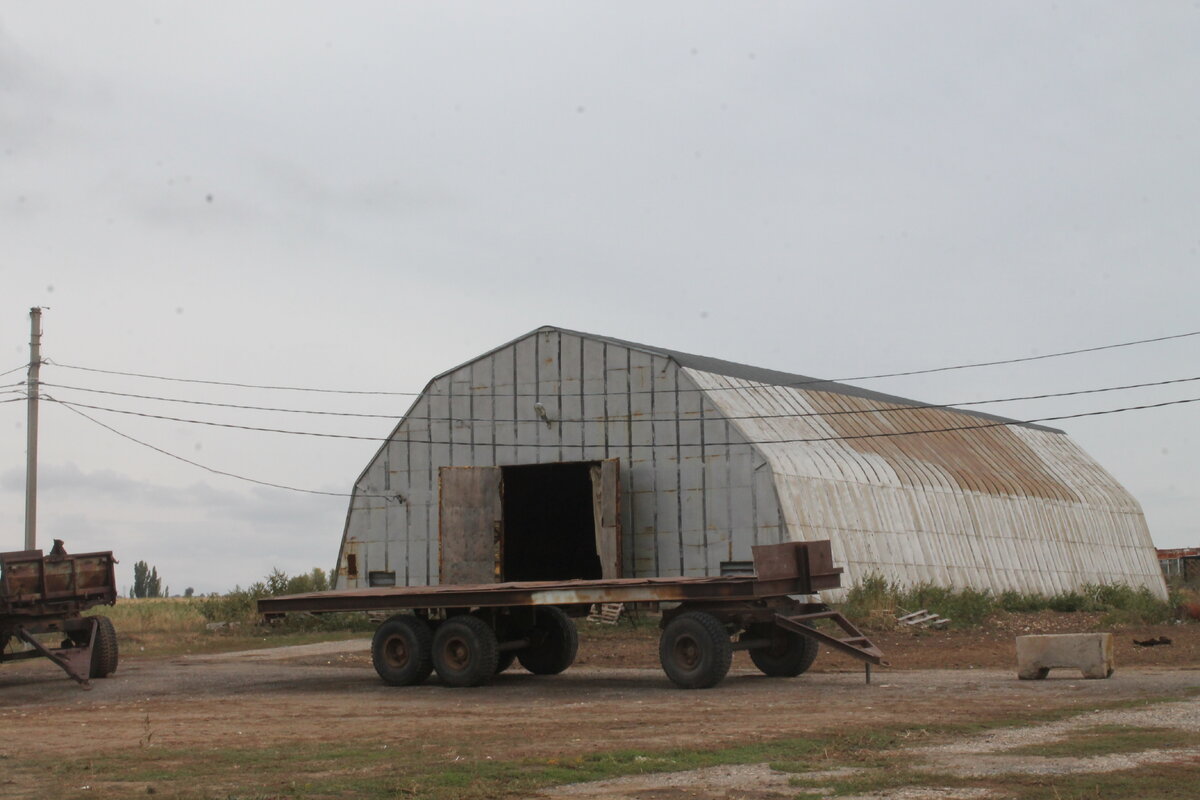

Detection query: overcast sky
(2, 2), (1196, 595)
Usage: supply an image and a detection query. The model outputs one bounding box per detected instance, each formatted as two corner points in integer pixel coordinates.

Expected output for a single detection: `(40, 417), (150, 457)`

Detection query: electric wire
(830, 328), (1200, 383)
(43, 359), (415, 395)
(43, 394), (1200, 448)
(40, 382), (404, 419)
(48, 397), (390, 500)
(0, 364), (28, 379)
(41, 327), (1200, 398)
(37, 374), (1200, 425)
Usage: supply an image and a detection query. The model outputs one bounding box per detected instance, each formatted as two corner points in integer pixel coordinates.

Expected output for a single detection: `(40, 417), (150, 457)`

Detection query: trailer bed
(258, 540), (884, 689)
(1, 547), (120, 688)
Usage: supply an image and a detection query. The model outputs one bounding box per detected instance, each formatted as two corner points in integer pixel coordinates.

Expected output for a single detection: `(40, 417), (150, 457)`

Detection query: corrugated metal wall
(336, 328), (1167, 601)
(338, 329), (778, 588)
(687, 370), (1166, 600)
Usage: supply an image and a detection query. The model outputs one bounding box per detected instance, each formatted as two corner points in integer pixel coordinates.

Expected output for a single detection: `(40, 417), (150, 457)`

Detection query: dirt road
(1, 624), (1198, 799)
(2, 640), (1198, 760)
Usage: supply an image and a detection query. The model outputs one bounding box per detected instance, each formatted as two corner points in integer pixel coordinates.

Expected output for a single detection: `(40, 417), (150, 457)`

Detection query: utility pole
(25, 307), (42, 551)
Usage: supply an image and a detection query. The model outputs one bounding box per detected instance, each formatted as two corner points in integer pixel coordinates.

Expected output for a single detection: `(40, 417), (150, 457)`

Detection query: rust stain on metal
(807, 389), (1078, 502)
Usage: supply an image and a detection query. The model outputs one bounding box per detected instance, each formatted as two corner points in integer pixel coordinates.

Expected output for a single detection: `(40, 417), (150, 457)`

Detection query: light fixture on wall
(533, 402), (554, 429)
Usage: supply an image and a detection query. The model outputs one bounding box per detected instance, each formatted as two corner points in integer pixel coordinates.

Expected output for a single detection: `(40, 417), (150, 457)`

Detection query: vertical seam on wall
(674, 366), (684, 576)
(426, 391), (433, 583)
(625, 346), (634, 577)
(699, 386), (709, 574)
(650, 355), (660, 578)
(579, 335), (586, 454)
(556, 331), (563, 463)
(603, 342), (611, 458)
(512, 345), (519, 462)
(404, 423), (411, 587)
(534, 334), (541, 461)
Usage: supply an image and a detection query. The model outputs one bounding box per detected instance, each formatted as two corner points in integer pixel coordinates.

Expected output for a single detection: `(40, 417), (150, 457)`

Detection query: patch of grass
(1003, 725), (1188, 759)
(788, 761), (1200, 800)
(842, 573), (1177, 628)
(81, 599), (371, 658)
(790, 766), (977, 797)
(1002, 763), (1200, 799)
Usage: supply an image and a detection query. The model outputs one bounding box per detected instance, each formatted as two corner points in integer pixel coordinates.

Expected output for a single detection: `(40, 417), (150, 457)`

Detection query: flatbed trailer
(260, 540), (885, 689)
(1, 547), (120, 688)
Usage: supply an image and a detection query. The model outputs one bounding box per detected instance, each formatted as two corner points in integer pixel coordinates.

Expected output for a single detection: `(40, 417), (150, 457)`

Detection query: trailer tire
(659, 611), (732, 689)
(89, 616), (119, 679)
(746, 624), (819, 677)
(517, 606), (578, 675)
(432, 615), (499, 687)
(372, 615), (434, 686)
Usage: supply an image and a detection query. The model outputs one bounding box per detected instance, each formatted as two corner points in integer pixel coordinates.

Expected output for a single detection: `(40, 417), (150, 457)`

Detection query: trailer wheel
(517, 607), (578, 675)
(372, 615), (434, 686)
(494, 651), (517, 674)
(745, 623), (819, 677)
(659, 611), (732, 689)
(89, 616), (119, 679)
(432, 615), (499, 687)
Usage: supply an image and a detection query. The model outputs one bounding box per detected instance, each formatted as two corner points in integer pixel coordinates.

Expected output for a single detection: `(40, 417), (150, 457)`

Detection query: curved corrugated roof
(539, 326), (1063, 433)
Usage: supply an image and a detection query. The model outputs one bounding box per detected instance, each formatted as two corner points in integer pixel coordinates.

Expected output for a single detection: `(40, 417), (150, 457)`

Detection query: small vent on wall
(368, 570), (397, 587)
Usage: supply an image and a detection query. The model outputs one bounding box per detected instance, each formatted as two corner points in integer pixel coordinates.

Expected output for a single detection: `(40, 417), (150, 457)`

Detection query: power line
(44, 394), (1200, 449)
(51, 398), (392, 500)
(45, 398), (386, 440)
(42, 326), (1200, 398)
(0, 364), (28, 379)
(40, 382), (405, 419)
(44, 359), (416, 395)
(829, 328), (1200, 383)
(38, 373), (1200, 428)
(726, 396), (1200, 446)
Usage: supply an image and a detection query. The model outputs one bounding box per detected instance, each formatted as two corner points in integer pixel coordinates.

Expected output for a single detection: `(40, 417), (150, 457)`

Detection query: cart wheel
(89, 616), (119, 679)
(372, 615), (434, 686)
(745, 623), (819, 677)
(432, 616), (499, 687)
(494, 651), (517, 674)
(517, 607), (578, 675)
(659, 611), (732, 689)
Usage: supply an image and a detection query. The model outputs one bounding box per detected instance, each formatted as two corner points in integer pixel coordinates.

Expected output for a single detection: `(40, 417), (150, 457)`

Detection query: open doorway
(501, 462), (599, 581)
(438, 459), (621, 586)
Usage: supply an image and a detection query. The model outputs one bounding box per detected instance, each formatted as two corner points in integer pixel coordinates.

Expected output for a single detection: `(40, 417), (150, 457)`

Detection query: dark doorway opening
(501, 462), (600, 582)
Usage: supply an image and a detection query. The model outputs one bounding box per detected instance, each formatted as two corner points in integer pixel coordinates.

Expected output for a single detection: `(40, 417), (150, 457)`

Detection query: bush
(196, 567), (364, 631)
(841, 576), (1175, 628)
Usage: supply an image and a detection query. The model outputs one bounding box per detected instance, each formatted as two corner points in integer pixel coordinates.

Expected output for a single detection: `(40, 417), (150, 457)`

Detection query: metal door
(438, 466), (503, 585)
(589, 458), (622, 579)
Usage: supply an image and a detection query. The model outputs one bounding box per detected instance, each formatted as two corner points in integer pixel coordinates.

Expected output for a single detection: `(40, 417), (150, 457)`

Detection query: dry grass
(84, 598), (365, 658)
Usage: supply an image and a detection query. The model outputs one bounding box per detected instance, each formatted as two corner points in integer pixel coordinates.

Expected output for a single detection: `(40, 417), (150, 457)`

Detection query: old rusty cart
(260, 540), (885, 689)
(0, 547), (120, 688)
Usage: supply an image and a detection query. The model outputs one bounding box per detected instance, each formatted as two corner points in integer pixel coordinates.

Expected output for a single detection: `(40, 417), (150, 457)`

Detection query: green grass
(785, 762), (1200, 800)
(843, 574), (1178, 628)
(1003, 725), (1188, 759)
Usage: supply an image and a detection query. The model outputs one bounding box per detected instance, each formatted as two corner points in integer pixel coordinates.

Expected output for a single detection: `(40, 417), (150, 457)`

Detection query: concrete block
(1016, 633), (1114, 680)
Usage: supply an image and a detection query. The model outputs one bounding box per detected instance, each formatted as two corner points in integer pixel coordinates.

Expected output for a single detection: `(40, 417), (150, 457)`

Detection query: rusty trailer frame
(0, 548), (120, 688)
(259, 540), (886, 689)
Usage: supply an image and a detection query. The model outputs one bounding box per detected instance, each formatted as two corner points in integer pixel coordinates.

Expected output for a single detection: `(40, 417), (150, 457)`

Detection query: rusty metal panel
(438, 466), (503, 585)
(686, 367), (1167, 602)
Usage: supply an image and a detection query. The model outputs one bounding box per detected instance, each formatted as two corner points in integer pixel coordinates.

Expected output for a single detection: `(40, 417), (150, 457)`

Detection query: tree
(132, 561), (165, 598)
(184, 587), (194, 598)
